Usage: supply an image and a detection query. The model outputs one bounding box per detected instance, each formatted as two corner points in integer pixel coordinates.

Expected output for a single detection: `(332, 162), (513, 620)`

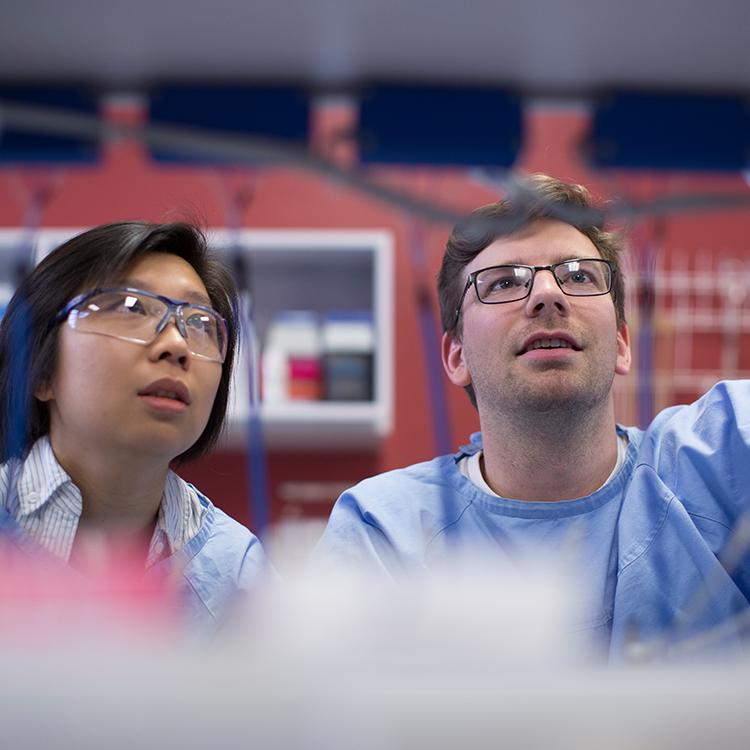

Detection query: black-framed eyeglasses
(455, 259), (616, 324)
(54, 287), (228, 363)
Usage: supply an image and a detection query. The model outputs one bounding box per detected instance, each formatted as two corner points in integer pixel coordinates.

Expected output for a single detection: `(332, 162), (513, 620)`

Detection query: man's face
(442, 219), (630, 419)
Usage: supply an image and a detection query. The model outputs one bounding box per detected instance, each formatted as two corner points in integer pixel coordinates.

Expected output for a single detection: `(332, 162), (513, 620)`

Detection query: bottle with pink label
(262, 310), (322, 402)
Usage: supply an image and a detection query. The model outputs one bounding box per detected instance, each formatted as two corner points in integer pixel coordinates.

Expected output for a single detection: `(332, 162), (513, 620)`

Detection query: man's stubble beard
(473, 349), (619, 436)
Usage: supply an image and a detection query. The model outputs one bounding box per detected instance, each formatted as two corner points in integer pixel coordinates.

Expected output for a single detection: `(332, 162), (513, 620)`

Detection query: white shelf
(223, 400), (390, 451)
(215, 228), (394, 451)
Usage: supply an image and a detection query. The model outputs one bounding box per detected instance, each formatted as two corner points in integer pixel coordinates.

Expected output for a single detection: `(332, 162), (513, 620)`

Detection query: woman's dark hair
(0, 221), (239, 465)
(437, 174), (627, 408)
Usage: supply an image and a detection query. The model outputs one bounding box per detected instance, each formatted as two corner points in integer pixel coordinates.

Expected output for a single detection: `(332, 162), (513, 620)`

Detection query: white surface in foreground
(1, 566), (749, 749)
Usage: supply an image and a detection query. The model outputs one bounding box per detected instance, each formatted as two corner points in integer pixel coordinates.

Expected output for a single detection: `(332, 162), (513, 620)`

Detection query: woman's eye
(120, 296), (149, 314)
(92, 294), (149, 315)
(186, 313), (214, 334)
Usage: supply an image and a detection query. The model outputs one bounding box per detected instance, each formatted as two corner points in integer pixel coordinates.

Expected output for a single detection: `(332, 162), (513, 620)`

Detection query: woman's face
(38, 253), (223, 468)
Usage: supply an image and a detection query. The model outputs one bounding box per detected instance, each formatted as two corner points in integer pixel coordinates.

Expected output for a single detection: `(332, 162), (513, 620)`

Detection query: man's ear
(615, 322), (631, 376)
(442, 332), (472, 387)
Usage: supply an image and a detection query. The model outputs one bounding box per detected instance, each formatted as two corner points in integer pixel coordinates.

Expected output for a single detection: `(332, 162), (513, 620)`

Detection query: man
(309, 175), (750, 661)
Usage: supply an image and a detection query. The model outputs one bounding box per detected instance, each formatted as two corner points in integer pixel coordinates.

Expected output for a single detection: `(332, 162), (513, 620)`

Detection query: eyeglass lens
(69, 290), (226, 362)
(475, 260), (611, 304)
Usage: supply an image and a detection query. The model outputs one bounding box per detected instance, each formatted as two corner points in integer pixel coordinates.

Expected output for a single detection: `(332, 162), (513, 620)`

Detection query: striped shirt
(0, 436), (207, 568)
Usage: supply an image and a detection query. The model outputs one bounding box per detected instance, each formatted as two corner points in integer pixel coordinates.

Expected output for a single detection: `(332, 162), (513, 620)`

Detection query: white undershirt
(458, 432), (629, 498)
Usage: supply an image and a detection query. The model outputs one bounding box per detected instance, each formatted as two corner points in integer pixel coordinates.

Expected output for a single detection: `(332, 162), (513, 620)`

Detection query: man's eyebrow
(500, 255), (596, 266)
(116, 278), (213, 307)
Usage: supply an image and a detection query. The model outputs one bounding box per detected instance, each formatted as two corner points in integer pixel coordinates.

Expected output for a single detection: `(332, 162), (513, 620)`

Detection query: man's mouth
(526, 338), (572, 351)
(521, 337), (579, 354)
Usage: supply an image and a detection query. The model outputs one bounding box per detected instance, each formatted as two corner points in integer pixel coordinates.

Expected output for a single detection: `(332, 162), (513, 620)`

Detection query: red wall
(3, 99), (750, 530)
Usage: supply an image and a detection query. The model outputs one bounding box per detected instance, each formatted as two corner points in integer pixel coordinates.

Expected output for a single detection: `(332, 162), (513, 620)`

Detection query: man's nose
(525, 268), (569, 314)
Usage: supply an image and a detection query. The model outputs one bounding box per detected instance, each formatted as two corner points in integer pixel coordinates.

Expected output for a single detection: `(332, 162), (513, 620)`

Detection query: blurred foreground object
(0, 536), (180, 650)
(1, 570), (750, 749)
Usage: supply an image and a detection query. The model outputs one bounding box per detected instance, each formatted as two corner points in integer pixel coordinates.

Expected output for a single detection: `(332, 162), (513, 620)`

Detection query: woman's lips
(138, 379), (190, 412)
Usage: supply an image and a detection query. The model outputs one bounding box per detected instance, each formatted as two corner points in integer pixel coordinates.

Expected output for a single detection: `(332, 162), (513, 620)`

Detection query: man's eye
(490, 277), (516, 290)
(487, 274), (524, 291)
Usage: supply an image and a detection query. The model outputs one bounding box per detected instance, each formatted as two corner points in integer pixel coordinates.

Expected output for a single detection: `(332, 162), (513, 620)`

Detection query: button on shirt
(0, 436), (207, 568)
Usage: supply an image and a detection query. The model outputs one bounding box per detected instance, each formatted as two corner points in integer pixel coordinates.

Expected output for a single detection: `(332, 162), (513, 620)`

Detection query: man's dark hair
(437, 174), (627, 408)
(0, 221), (239, 465)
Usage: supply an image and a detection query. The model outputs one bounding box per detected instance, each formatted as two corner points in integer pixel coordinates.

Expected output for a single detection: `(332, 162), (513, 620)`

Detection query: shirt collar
(455, 431), (484, 461)
(17, 436), (82, 516)
(145, 471), (207, 567)
(14, 437), (205, 569)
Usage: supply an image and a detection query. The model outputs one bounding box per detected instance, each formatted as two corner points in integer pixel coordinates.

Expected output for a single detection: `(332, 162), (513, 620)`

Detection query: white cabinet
(214, 229), (394, 451)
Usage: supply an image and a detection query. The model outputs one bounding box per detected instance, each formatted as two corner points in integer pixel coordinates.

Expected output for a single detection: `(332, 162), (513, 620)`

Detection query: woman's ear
(35, 380), (54, 403)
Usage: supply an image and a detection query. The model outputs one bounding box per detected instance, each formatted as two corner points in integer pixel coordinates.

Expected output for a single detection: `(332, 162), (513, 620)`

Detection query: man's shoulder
(636, 379), (750, 455)
(352, 432), (482, 490)
(348, 450), (468, 496)
(311, 443), (483, 577)
(333, 444), (481, 529)
(621, 379), (750, 529)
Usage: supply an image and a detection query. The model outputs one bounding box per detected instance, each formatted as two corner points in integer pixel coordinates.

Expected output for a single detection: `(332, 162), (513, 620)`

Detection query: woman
(0, 220), (275, 641)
